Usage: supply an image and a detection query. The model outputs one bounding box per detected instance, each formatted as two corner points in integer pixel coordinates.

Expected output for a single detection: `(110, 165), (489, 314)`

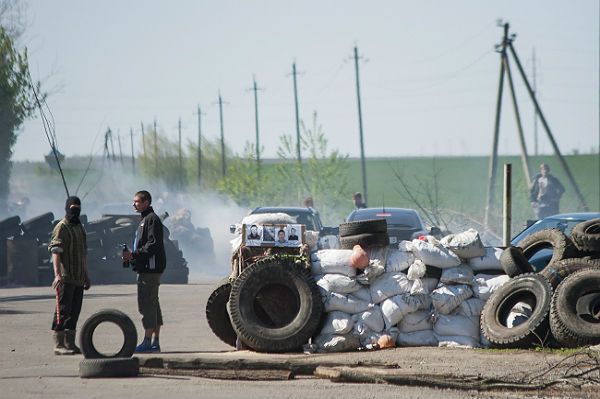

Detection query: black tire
(21, 212), (54, 232)
(500, 246), (534, 277)
(571, 218), (600, 252)
(339, 219), (387, 237)
(539, 257), (600, 289)
(79, 357), (139, 378)
(550, 268), (600, 348)
(227, 258), (323, 353)
(481, 273), (553, 348)
(339, 232), (390, 249)
(80, 309), (137, 359)
(205, 277), (237, 347)
(517, 228), (577, 270)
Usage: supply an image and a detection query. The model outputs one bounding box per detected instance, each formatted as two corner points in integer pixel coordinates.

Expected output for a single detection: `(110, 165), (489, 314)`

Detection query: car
(345, 207), (431, 246)
(511, 212), (600, 270)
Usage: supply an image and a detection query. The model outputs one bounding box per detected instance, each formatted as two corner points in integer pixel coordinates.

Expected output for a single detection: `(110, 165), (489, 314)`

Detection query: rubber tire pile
(481, 218), (600, 349)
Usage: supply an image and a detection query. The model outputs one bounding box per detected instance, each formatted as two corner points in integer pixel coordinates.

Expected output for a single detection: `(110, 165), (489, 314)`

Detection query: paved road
(0, 280), (590, 399)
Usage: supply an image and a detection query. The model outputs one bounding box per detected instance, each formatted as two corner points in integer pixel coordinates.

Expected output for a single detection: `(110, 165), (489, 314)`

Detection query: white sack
(422, 277), (440, 293)
(507, 301), (533, 328)
(356, 259), (385, 285)
(397, 330), (438, 347)
(440, 228), (486, 259)
(468, 247), (504, 271)
(316, 274), (360, 294)
(440, 264), (474, 285)
(350, 286), (372, 303)
(472, 274), (510, 301)
(304, 231), (320, 251)
(381, 294), (422, 329)
(366, 246), (389, 266)
(310, 249), (356, 277)
(369, 272), (413, 304)
(431, 284), (473, 314)
(433, 314), (480, 338)
(241, 212), (296, 226)
(437, 335), (480, 348)
(314, 333), (360, 353)
(319, 311), (354, 335)
(455, 298), (485, 317)
(324, 292), (372, 314)
(353, 307), (385, 333)
(408, 239), (462, 268)
(386, 249), (415, 272)
(398, 310), (434, 333)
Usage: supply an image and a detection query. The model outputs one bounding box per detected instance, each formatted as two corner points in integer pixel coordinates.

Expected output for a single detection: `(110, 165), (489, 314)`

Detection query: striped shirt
(48, 219), (87, 286)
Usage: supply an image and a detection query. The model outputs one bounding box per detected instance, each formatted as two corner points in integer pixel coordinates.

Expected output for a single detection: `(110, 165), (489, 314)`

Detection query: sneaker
(135, 340), (153, 353)
(150, 343), (161, 353)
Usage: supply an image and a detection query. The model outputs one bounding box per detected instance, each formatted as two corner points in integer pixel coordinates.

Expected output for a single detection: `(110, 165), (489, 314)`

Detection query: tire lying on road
(227, 258), (323, 353)
(80, 309), (137, 359)
(79, 357), (139, 378)
(550, 268), (600, 348)
(538, 257), (600, 289)
(481, 273), (553, 348)
(205, 277), (237, 348)
(517, 228), (577, 270)
(571, 218), (600, 252)
(339, 219), (387, 237)
(500, 246), (534, 278)
(339, 232), (390, 249)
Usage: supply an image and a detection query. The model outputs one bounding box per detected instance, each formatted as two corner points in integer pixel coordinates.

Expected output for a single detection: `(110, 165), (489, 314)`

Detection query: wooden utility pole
(117, 132), (124, 165)
(130, 127), (135, 171)
(531, 48), (539, 156)
(291, 62), (302, 163)
(153, 118), (158, 174)
(353, 45), (368, 204)
(196, 105), (202, 187)
(249, 76), (263, 179)
(140, 121), (146, 157)
(178, 117), (183, 187)
(218, 92), (227, 177)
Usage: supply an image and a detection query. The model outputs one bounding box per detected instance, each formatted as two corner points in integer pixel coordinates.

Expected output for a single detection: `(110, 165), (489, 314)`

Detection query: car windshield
(349, 210), (420, 228)
(512, 218), (584, 245)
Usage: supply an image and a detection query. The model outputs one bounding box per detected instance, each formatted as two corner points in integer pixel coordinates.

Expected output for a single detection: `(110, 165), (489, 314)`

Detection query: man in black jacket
(529, 164), (565, 219)
(122, 190), (166, 353)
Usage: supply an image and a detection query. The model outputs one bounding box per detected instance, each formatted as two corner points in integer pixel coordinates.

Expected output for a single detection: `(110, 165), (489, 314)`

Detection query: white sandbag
(314, 333), (360, 353)
(356, 259), (385, 285)
(352, 307), (385, 333)
(440, 228), (486, 259)
(366, 246), (388, 266)
(324, 292), (372, 314)
(349, 286), (372, 303)
(440, 264), (474, 285)
(241, 212), (296, 226)
(431, 284), (473, 314)
(422, 277), (440, 293)
(472, 274), (510, 301)
(316, 274), (360, 294)
(408, 239), (462, 268)
(304, 230), (320, 251)
(369, 272), (413, 304)
(310, 249), (356, 276)
(416, 293), (433, 311)
(437, 335), (480, 348)
(506, 302), (533, 328)
(407, 259), (426, 280)
(381, 294), (422, 329)
(398, 310), (433, 333)
(433, 314), (480, 338)
(397, 330), (438, 347)
(455, 298), (485, 317)
(319, 311), (354, 335)
(386, 249), (415, 272)
(468, 247), (504, 271)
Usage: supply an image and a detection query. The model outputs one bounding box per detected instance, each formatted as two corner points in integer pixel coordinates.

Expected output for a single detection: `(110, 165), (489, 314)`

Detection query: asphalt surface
(0, 279), (597, 399)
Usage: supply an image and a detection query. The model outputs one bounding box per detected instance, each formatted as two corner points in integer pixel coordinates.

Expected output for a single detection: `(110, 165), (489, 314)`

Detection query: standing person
(122, 190), (166, 353)
(303, 196), (314, 208)
(49, 196), (90, 355)
(352, 192), (367, 209)
(529, 163), (565, 219)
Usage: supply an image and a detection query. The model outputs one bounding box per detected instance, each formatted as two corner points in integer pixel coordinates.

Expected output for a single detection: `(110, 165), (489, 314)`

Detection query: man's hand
(52, 274), (63, 290)
(122, 250), (134, 262)
(84, 274), (91, 290)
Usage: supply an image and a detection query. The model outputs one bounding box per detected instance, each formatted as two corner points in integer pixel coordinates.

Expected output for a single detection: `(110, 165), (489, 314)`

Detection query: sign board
(242, 223), (304, 247)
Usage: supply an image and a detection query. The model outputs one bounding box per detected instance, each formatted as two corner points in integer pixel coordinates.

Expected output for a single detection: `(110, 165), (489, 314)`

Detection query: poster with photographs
(242, 223), (303, 247)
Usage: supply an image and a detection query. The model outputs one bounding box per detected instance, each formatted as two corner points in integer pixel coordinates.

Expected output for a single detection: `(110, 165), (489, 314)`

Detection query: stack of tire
(338, 219), (389, 250)
(481, 219), (600, 349)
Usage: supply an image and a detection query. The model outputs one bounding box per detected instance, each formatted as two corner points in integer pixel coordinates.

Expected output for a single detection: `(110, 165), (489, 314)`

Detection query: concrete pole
(503, 163), (512, 246)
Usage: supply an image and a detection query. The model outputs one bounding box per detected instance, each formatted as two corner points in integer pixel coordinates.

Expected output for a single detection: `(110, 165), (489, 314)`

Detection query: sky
(12, 0), (600, 161)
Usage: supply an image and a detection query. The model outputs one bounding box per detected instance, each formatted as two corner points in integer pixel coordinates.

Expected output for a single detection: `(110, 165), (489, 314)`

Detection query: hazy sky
(13, 0), (599, 161)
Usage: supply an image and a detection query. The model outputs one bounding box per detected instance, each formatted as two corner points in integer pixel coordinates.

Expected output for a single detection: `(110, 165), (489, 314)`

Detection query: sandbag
(431, 284), (473, 314)
(369, 272), (413, 304)
(455, 298), (485, 317)
(385, 248), (415, 272)
(506, 301), (532, 328)
(355, 259), (385, 285)
(397, 330), (438, 347)
(421, 277), (440, 293)
(433, 314), (480, 338)
(352, 307), (385, 333)
(437, 335), (480, 348)
(310, 249), (356, 276)
(398, 310), (433, 333)
(349, 286), (372, 302)
(440, 264), (474, 285)
(408, 239), (461, 268)
(316, 274), (360, 294)
(314, 333), (360, 353)
(440, 228), (486, 259)
(468, 247), (503, 271)
(381, 294), (422, 329)
(319, 311), (354, 335)
(472, 274), (510, 301)
(324, 292), (372, 314)
(241, 212), (296, 226)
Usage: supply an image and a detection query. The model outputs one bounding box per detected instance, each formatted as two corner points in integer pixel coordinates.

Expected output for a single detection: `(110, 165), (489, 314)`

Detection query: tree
(0, 25), (37, 215)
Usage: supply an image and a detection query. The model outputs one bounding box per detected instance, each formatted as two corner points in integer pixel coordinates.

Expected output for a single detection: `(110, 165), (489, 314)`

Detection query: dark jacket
(529, 173), (565, 205)
(133, 207), (166, 273)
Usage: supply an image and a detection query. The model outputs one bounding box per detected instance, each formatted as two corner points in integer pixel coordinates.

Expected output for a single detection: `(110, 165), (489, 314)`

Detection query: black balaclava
(65, 196), (82, 224)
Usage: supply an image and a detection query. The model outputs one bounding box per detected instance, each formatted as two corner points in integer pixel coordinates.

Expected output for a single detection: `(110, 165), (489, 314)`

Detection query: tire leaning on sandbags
(80, 309), (137, 359)
(79, 357), (139, 378)
(550, 268), (600, 348)
(205, 277), (237, 347)
(500, 246), (534, 278)
(339, 219), (387, 237)
(227, 258), (323, 352)
(538, 257), (600, 289)
(517, 228), (578, 269)
(339, 232), (390, 249)
(571, 218), (600, 252)
(481, 273), (553, 348)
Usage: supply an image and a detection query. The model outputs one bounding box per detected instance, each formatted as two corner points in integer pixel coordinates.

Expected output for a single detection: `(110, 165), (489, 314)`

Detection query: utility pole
(178, 117), (183, 188)
(153, 118), (158, 174)
(196, 105), (203, 187)
(140, 121), (146, 157)
(117, 132), (124, 165)
(291, 62), (302, 163)
(218, 92), (227, 177)
(104, 128), (111, 160)
(531, 48), (539, 156)
(130, 127), (135, 171)
(353, 45), (368, 204)
(108, 128), (116, 161)
(249, 76), (263, 179)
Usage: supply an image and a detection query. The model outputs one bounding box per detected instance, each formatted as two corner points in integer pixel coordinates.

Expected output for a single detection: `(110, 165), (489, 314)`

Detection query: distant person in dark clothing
(122, 190), (166, 353)
(530, 163), (565, 219)
(303, 196), (314, 208)
(352, 192), (367, 209)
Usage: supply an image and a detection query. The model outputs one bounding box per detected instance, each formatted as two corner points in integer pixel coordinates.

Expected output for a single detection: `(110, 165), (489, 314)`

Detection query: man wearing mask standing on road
(122, 190), (166, 353)
(49, 196), (90, 355)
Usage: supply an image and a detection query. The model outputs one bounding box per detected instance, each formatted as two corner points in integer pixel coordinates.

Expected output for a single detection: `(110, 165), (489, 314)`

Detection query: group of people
(50, 190), (166, 355)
